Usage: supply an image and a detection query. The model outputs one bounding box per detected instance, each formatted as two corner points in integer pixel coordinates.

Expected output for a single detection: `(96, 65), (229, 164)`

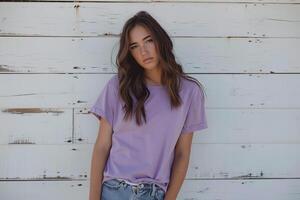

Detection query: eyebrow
(129, 35), (152, 46)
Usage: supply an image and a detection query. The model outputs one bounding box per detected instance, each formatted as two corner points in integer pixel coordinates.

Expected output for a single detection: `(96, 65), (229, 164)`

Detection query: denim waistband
(116, 178), (140, 186)
(106, 178), (164, 196)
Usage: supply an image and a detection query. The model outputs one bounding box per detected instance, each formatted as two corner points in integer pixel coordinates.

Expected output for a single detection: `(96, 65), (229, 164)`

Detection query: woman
(89, 11), (208, 200)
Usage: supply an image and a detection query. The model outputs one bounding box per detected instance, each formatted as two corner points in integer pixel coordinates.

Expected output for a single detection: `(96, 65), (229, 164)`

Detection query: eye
(130, 46), (137, 50)
(146, 39), (153, 43)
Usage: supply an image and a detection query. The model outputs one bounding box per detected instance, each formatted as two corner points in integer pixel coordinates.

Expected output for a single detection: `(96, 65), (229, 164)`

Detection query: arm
(89, 117), (113, 200)
(164, 132), (194, 200)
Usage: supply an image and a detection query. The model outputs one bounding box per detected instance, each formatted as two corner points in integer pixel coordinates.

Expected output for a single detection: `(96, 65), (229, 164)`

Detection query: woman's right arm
(89, 117), (113, 200)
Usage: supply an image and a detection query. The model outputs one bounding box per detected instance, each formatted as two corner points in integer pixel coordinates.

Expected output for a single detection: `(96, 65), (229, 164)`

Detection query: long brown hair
(115, 11), (206, 126)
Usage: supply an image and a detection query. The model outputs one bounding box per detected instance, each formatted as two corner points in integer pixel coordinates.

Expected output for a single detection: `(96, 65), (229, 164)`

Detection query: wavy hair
(115, 11), (206, 126)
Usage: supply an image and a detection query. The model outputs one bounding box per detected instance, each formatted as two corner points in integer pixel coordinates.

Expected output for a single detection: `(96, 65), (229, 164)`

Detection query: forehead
(129, 25), (152, 42)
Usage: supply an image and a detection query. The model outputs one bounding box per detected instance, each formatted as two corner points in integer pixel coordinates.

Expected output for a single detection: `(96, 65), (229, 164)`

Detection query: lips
(143, 57), (153, 63)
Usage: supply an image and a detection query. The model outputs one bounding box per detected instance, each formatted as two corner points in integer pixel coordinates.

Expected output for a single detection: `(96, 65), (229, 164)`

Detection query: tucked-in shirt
(89, 74), (208, 192)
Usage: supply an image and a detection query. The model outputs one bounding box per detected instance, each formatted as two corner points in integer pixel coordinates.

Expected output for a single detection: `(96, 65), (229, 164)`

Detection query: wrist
(164, 192), (177, 200)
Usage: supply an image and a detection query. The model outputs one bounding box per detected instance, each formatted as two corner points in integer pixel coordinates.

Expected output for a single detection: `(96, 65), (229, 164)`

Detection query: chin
(146, 66), (159, 72)
(140, 63), (154, 69)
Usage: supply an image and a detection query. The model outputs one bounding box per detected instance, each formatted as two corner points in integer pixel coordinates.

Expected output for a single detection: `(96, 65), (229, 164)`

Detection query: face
(128, 25), (161, 71)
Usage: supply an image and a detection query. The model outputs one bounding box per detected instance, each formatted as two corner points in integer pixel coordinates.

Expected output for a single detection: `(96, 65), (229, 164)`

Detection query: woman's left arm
(164, 132), (194, 200)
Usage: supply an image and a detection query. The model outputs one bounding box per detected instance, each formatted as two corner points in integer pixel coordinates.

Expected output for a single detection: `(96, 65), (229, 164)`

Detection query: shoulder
(104, 74), (121, 101)
(180, 76), (204, 96)
(108, 74), (118, 84)
(106, 74), (119, 90)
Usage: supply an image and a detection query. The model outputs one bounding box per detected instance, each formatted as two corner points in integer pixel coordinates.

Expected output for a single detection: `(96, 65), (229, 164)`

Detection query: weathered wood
(2, 107), (299, 145)
(0, 1), (299, 199)
(0, 3), (299, 37)
(16, 0), (300, 2)
(0, 144), (299, 180)
(0, 179), (299, 200)
(77, 107), (300, 144)
(0, 108), (72, 145)
(0, 74), (299, 108)
(1, 37), (299, 73)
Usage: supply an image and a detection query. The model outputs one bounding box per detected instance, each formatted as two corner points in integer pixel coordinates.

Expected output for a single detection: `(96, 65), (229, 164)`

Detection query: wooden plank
(0, 108), (72, 145)
(0, 74), (299, 108)
(0, 180), (88, 200)
(0, 179), (299, 200)
(0, 144), (299, 179)
(0, 144), (91, 179)
(0, 3), (299, 37)
(75, 108), (300, 145)
(178, 179), (300, 200)
(74, 108), (98, 144)
(154, 0), (300, 2)
(22, 0), (300, 3)
(1, 107), (298, 145)
(1, 106), (298, 146)
(1, 37), (299, 73)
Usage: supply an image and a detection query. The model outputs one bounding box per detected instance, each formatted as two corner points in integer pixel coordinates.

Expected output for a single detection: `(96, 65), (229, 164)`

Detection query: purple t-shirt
(89, 74), (208, 192)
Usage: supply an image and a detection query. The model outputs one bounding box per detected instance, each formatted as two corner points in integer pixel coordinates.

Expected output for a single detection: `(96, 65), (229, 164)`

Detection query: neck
(144, 68), (162, 85)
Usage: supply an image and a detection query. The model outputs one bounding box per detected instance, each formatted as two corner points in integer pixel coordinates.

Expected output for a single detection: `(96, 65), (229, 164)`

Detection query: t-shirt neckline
(146, 83), (165, 88)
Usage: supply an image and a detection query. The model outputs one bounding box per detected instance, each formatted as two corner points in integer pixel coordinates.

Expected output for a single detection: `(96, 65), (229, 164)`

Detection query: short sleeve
(88, 78), (117, 128)
(181, 86), (208, 135)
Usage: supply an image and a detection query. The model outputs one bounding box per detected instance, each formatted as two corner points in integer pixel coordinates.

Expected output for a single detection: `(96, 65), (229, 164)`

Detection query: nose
(140, 44), (148, 55)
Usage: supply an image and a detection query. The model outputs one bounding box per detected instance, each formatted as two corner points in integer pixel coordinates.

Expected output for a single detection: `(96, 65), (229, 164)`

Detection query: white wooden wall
(0, 1), (300, 199)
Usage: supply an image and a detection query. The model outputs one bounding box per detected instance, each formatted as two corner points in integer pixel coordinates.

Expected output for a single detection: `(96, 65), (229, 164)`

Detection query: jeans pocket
(102, 179), (122, 190)
(154, 188), (165, 200)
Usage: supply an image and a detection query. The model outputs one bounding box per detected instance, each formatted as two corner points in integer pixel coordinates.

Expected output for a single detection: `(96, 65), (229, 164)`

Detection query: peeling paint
(74, 3), (80, 34)
(196, 187), (209, 193)
(8, 138), (35, 144)
(40, 176), (72, 180)
(260, 171), (264, 176)
(266, 18), (300, 23)
(232, 172), (264, 179)
(65, 136), (72, 143)
(241, 144), (251, 148)
(77, 100), (87, 103)
(2, 108), (64, 114)
(226, 36), (250, 39)
(1, 93), (38, 97)
(0, 65), (15, 72)
(219, 171), (229, 178)
(104, 32), (120, 37)
(80, 109), (94, 115)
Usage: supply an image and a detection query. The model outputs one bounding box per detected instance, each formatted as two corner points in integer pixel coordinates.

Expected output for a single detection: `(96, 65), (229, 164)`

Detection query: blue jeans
(101, 179), (165, 200)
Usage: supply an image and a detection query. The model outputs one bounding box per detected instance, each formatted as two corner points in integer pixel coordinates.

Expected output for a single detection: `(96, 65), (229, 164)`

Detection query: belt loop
(132, 185), (138, 194)
(150, 183), (157, 197)
(138, 183), (144, 189)
(119, 179), (126, 188)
